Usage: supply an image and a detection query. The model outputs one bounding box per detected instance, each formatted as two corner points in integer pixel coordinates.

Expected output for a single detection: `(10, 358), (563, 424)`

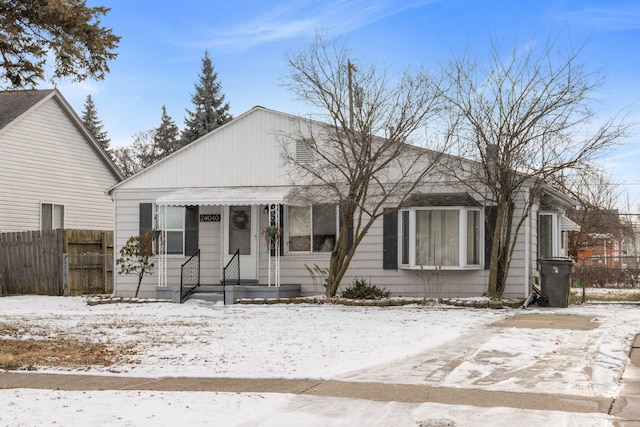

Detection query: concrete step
(195, 285), (225, 293)
(186, 292), (224, 303)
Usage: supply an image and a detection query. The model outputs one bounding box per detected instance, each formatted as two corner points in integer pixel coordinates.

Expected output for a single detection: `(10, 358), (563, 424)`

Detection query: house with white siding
(0, 89), (123, 231)
(108, 106), (577, 303)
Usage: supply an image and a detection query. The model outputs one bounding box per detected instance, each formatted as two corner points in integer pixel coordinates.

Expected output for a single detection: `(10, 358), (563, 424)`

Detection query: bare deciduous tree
(555, 167), (632, 257)
(282, 35), (448, 297)
(111, 130), (160, 177)
(441, 35), (629, 298)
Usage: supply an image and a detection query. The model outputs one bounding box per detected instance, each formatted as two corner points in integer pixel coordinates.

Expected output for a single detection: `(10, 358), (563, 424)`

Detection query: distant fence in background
(0, 229), (113, 296)
(573, 256), (640, 288)
(572, 256), (640, 303)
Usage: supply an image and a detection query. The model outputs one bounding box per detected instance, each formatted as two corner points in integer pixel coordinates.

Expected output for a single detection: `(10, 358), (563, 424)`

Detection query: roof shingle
(0, 89), (55, 130)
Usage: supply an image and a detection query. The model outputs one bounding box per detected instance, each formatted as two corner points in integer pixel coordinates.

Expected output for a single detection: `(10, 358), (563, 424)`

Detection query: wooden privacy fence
(0, 229), (113, 296)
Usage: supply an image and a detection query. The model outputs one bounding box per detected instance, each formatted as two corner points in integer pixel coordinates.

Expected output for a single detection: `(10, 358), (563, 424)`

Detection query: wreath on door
(231, 209), (249, 230)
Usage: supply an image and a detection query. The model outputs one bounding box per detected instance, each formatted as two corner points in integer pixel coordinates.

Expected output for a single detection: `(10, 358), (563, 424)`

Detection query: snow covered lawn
(1, 296), (639, 426)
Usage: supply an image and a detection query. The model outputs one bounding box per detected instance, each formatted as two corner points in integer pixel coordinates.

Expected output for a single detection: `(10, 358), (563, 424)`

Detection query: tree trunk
(326, 223), (351, 297)
(135, 271), (143, 298)
(487, 198), (514, 299)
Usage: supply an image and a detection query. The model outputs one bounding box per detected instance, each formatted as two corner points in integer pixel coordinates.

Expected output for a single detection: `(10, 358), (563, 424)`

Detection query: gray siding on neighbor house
(0, 95), (118, 231)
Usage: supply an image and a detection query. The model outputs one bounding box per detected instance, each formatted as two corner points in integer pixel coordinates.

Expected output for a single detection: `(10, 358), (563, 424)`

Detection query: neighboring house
(0, 89), (123, 231)
(108, 106), (577, 302)
(576, 233), (623, 268)
(568, 208), (631, 267)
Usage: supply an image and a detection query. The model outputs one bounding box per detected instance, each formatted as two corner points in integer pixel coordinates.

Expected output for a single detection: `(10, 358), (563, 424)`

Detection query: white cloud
(562, 4), (640, 32)
(195, 0), (438, 51)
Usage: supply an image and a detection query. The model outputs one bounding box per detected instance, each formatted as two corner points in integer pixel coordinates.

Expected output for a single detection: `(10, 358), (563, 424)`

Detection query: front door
(223, 205), (258, 281)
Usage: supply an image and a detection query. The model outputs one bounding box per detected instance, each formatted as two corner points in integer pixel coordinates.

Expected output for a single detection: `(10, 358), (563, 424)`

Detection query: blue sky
(53, 0), (639, 204)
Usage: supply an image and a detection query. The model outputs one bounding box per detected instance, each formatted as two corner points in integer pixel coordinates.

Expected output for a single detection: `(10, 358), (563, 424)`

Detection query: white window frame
(538, 212), (561, 259)
(285, 205), (338, 254)
(158, 205), (186, 256)
(41, 203), (65, 230)
(399, 206), (483, 270)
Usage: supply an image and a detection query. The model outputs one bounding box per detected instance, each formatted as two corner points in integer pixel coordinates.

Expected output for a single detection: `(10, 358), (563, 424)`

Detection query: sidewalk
(611, 334), (640, 426)
(0, 370), (615, 414)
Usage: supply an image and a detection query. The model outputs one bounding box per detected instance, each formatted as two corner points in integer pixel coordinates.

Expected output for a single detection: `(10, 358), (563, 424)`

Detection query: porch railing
(180, 249), (200, 303)
(223, 249), (240, 287)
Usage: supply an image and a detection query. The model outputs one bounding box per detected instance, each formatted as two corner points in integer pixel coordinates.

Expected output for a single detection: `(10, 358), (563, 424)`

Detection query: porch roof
(155, 186), (292, 206)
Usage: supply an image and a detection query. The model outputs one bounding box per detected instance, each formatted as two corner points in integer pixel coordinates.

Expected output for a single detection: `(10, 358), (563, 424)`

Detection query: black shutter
(279, 205), (285, 256)
(383, 208), (398, 270)
(185, 206), (199, 256)
(139, 203), (152, 237)
(139, 203), (153, 254)
(484, 206), (498, 270)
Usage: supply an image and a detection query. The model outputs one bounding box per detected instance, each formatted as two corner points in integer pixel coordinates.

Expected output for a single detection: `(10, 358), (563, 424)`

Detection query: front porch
(152, 187), (299, 304)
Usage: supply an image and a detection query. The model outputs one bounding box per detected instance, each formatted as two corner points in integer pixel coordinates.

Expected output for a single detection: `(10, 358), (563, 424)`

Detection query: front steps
(156, 283), (301, 304)
(187, 285), (225, 303)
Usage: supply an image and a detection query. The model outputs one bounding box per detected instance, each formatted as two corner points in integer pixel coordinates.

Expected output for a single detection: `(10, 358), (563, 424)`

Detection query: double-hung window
(538, 213), (555, 260)
(400, 207), (482, 269)
(539, 211), (574, 259)
(287, 205), (337, 253)
(164, 206), (185, 255)
(41, 203), (64, 230)
(141, 204), (198, 257)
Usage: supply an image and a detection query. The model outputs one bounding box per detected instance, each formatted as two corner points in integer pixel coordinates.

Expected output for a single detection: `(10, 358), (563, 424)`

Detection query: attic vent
(296, 139), (314, 163)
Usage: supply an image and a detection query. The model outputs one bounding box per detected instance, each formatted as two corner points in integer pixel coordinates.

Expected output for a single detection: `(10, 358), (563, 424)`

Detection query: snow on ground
(1, 295), (639, 426)
(0, 389), (615, 427)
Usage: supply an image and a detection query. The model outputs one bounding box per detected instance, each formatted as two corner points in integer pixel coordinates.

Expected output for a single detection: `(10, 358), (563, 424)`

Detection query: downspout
(112, 193), (118, 297)
(524, 187), (531, 298)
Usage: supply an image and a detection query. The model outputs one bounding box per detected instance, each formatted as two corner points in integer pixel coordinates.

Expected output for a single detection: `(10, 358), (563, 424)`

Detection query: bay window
(400, 207), (482, 269)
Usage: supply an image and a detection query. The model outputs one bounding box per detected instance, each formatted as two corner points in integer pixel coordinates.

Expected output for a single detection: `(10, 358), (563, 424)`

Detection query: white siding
(0, 96), (118, 231)
(115, 194), (532, 299)
(113, 190), (168, 298)
(111, 107), (557, 300)
(116, 108), (295, 191)
(113, 190), (225, 298)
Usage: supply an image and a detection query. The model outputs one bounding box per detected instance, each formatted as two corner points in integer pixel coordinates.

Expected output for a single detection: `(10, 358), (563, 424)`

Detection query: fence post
(581, 258), (586, 304)
(57, 229), (64, 295)
(62, 253), (68, 296)
(102, 232), (109, 292)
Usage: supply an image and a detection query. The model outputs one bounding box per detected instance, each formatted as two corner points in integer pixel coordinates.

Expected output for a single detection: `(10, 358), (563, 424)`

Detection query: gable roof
(108, 105), (294, 192)
(0, 89), (55, 130)
(0, 89), (124, 181)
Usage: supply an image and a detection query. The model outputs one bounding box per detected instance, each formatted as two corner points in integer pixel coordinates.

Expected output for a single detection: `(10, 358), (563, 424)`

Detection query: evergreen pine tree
(155, 105), (180, 156)
(81, 94), (111, 151)
(181, 50), (232, 145)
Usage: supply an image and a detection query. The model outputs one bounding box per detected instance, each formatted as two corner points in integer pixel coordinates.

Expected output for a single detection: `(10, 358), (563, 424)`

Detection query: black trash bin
(539, 258), (575, 308)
